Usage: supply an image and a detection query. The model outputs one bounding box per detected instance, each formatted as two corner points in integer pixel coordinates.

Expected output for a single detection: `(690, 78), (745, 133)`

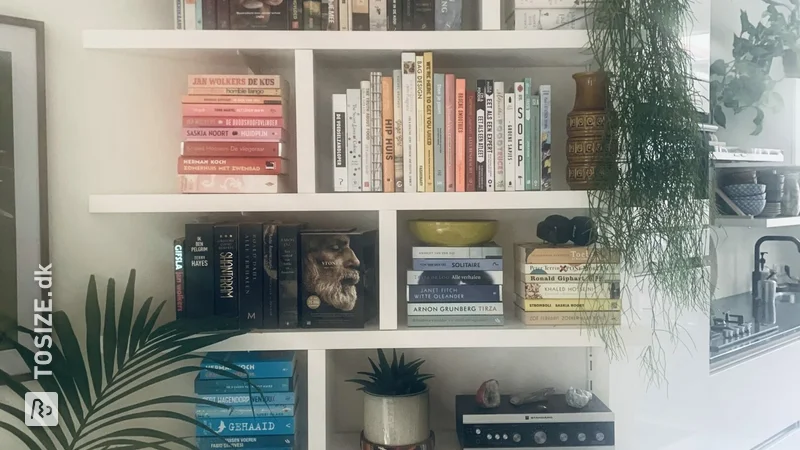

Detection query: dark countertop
(710, 292), (800, 372)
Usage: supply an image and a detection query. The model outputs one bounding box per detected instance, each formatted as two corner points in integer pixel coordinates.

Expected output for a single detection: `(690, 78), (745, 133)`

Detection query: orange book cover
(182, 95), (285, 105)
(455, 78), (466, 192)
(445, 74), (456, 192)
(382, 76), (396, 192)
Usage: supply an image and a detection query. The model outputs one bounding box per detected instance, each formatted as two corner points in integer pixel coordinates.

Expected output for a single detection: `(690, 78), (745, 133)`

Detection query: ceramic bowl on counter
(732, 196), (767, 216)
(722, 183), (767, 198)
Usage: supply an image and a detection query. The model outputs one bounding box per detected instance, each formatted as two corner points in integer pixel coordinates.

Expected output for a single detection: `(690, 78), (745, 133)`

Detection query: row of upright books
(505, 0), (591, 30)
(332, 52), (552, 193)
(179, 75), (291, 194)
(175, 222), (377, 329)
(174, 0), (463, 31)
(195, 351), (298, 450)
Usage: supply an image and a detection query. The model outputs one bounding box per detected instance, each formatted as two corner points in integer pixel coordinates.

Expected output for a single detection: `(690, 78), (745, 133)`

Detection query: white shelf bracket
(295, 49), (317, 194)
(379, 209), (398, 330)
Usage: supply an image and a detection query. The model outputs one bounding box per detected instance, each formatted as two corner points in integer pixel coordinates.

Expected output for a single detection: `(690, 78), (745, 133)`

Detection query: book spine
(408, 302), (504, 316)
(475, 81), (487, 191)
(435, 0), (462, 30)
(401, 53), (417, 192)
(325, 0), (338, 30)
(360, 80), (373, 191)
(540, 85), (552, 191)
(188, 87), (282, 96)
(392, 70), (404, 191)
(401, 0), (414, 29)
(382, 76), (396, 192)
(412, 258), (503, 271)
(423, 52), (434, 192)
(514, 82), (525, 191)
(370, 0), (387, 30)
(521, 273), (620, 283)
(407, 315), (504, 327)
(196, 417), (295, 436)
(515, 309), (621, 327)
(484, 80), (494, 191)
(339, 0), (350, 29)
(194, 377), (293, 395)
(217, 0), (230, 29)
(352, 0), (369, 29)
(531, 93), (541, 191)
(465, 90), (477, 192)
(182, 117), (284, 128)
(195, 405), (296, 418)
(185, 0), (198, 30)
(183, 128), (286, 142)
(412, 0), (435, 30)
(455, 78), (466, 192)
(238, 223), (263, 329)
(178, 157), (288, 175)
(203, 0), (217, 29)
(304, 0), (322, 29)
(433, 73), (445, 192)
(505, 93), (516, 191)
(213, 224), (238, 321)
(514, 0), (588, 6)
(185, 223), (214, 319)
(197, 392), (297, 406)
(521, 263), (620, 275)
(415, 54), (426, 192)
(263, 223), (280, 329)
(388, 0), (401, 30)
(517, 281), (620, 300)
(182, 95), (286, 105)
(174, 0), (185, 29)
(197, 0), (203, 29)
(277, 225), (301, 328)
(291, 0), (304, 29)
(411, 246), (503, 259)
(332, 94), (348, 192)
(494, 81), (505, 191)
(371, 72), (384, 192)
(346, 88), (363, 192)
(407, 270), (503, 285)
(179, 175), (288, 194)
(197, 436), (294, 450)
(182, 104), (284, 117)
(445, 74), (456, 192)
(515, 298), (622, 312)
(174, 238), (186, 319)
(523, 79), (533, 190)
(407, 285), (502, 303)
(188, 74), (284, 87)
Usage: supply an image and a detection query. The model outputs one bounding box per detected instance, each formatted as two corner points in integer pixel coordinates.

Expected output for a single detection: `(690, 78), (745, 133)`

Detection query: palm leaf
(136, 300), (166, 351)
(52, 311), (93, 408)
(102, 277), (117, 385)
(85, 275), (103, 399)
(79, 428), (196, 450)
(0, 403), (48, 450)
(0, 420), (43, 450)
(85, 438), (172, 450)
(116, 270), (136, 368)
(127, 296), (152, 359)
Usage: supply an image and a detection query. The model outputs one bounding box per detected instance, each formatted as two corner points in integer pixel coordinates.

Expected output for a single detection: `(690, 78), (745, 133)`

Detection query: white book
(504, 93), (516, 191)
(339, 0), (350, 30)
(393, 69), (404, 192)
(485, 81), (495, 191)
(513, 82), (525, 191)
(402, 53), (417, 193)
(494, 81), (506, 191)
(408, 303), (504, 316)
(184, 0), (197, 30)
(371, 72), (383, 191)
(346, 89), (363, 192)
(370, 0), (387, 30)
(539, 84), (552, 191)
(332, 94), (348, 192)
(415, 54), (426, 192)
(514, 0), (589, 8)
(174, 0), (184, 29)
(512, 9), (588, 30)
(360, 80), (372, 191)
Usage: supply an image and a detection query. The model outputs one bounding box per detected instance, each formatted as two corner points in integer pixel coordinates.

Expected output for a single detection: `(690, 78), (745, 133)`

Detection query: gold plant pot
(567, 110), (606, 138)
(567, 136), (605, 163)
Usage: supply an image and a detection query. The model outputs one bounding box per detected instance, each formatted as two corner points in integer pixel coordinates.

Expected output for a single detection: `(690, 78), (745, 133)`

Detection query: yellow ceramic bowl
(408, 220), (499, 246)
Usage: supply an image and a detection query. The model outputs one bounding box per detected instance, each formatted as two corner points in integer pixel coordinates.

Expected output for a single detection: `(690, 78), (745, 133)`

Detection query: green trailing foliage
(346, 349), (433, 396)
(585, 0), (712, 384)
(0, 269), (257, 450)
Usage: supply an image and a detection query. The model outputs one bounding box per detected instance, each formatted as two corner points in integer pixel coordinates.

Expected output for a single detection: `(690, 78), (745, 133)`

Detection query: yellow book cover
(514, 296), (621, 312)
(515, 307), (622, 326)
(381, 76), (395, 192)
(423, 51), (434, 192)
(415, 54), (425, 192)
(515, 243), (620, 265)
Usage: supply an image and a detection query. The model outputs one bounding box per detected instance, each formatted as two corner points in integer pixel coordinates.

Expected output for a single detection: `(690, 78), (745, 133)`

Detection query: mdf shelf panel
(715, 216), (800, 228)
(88, 191), (591, 213)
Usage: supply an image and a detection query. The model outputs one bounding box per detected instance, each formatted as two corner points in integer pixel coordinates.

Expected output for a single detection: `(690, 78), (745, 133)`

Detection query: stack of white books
(505, 0), (592, 30)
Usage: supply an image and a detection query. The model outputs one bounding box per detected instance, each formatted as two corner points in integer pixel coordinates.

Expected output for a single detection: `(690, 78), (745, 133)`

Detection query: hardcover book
(298, 229), (378, 328)
(392, 70), (404, 191)
(476, 82), (487, 191)
(402, 0), (414, 29)
(179, 174), (290, 194)
(455, 78), (466, 192)
(514, 308), (621, 327)
(465, 90), (477, 192)
(514, 0), (589, 6)
(370, 0), (387, 30)
(412, 258), (503, 271)
(304, 0), (322, 29)
(199, 350), (296, 379)
(339, 0), (349, 29)
(189, 74), (285, 88)
(531, 93), (541, 190)
(513, 82), (525, 191)
(516, 281), (621, 299)
(407, 302), (504, 316)
(290, 0), (303, 29)
(202, 0), (217, 30)
(174, 0), (184, 29)
(415, 53), (426, 192)
(196, 435), (295, 450)
(186, 0), (197, 30)
(182, 128), (286, 142)
(188, 87), (283, 97)
(388, 0), (402, 30)
(521, 263), (620, 275)
(238, 223), (263, 329)
(185, 224), (214, 319)
(177, 156), (288, 175)
(540, 84), (553, 191)
(351, 0), (370, 30)
(332, 94), (348, 192)
(229, 0), (287, 30)
(412, 0), (435, 29)
(278, 224), (304, 328)
(401, 53), (417, 192)
(263, 223), (280, 329)
(494, 81), (506, 191)
(195, 404), (296, 418)
(411, 245), (502, 259)
(484, 80), (495, 191)
(194, 376), (295, 395)
(217, 0), (231, 29)
(371, 72), (384, 192)
(445, 74), (456, 192)
(515, 244), (620, 264)
(198, 392), (297, 406)
(435, 0), (462, 30)
(523, 79), (534, 190)
(515, 297), (622, 312)
(182, 95), (285, 105)
(182, 117), (284, 128)
(504, 92), (516, 191)
(407, 285), (502, 303)
(174, 238), (186, 319)
(196, 417), (295, 436)
(407, 315), (504, 327)
(346, 88), (363, 192)
(520, 273), (620, 283)
(423, 52), (434, 192)
(433, 73), (445, 192)
(182, 103), (284, 117)
(407, 270), (504, 285)
(360, 80), (373, 191)
(382, 76), (396, 192)
(214, 224), (239, 321)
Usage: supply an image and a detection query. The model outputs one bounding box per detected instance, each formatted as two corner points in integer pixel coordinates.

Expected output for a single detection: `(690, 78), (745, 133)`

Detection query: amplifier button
(533, 431), (547, 444)
(494, 434), (500, 441)
(577, 432), (587, 442)
(596, 432), (605, 441)
(502, 434), (508, 440)
(512, 433), (522, 443)
(475, 428), (481, 435)
(559, 433), (568, 442)
(487, 434), (492, 440)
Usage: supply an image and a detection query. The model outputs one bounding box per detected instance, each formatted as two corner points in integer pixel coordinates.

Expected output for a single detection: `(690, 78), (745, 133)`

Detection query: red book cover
(181, 95), (284, 105)
(465, 90), (477, 192)
(182, 104), (284, 117)
(444, 74), (456, 192)
(181, 142), (285, 158)
(182, 117), (285, 128)
(455, 78), (466, 192)
(183, 128), (286, 142)
(177, 156), (289, 175)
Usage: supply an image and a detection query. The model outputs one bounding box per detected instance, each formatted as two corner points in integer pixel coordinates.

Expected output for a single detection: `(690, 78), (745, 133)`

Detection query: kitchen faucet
(752, 236), (800, 331)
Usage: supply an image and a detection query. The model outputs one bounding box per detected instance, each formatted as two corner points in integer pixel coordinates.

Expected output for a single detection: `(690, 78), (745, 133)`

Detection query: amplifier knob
(494, 434), (500, 441)
(577, 432), (587, 442)
(559, 433), (568, 442)
(512, 433), (522, 443)
(487, 434), (492, 440)
(596, 432), (605, 441)
(502, 434), (508, 440)
(475, 428), (481, 435)
(533, 431), (547, 444)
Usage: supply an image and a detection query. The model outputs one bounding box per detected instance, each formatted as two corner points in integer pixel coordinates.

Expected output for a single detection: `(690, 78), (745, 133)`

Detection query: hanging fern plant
(584, 0), (711, 383)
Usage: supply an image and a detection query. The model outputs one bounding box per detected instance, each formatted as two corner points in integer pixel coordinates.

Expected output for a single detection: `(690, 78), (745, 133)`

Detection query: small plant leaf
(85, 274), (103, 398)
(116, 270), (136, 368)
(103, 277), (117, 384)
(377, 349), (390, 373)
(128, 296), (153, 360)
(710, 59), (727, 76)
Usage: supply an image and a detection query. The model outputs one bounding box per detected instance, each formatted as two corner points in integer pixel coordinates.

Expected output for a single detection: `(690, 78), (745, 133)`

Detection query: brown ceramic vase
(567, 71), (608, 190)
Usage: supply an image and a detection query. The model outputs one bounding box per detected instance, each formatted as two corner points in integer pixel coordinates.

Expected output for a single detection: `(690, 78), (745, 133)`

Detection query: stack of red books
(178, 74), (291, 194)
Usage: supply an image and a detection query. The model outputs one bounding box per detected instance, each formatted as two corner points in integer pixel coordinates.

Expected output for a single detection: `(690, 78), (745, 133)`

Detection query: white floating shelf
(715, 216), (800, 228)
(331, 432), (459, 450)
(89, 191), (590, 213)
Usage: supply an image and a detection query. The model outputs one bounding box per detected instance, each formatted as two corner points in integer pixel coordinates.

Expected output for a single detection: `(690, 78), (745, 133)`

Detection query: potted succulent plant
(347, 349), (433, 446)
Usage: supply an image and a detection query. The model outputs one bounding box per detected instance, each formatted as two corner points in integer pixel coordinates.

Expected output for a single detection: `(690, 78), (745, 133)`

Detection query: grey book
(435, 0), (462, 30)
(434, 73), (445, 192)
(407, 315), (505, 327)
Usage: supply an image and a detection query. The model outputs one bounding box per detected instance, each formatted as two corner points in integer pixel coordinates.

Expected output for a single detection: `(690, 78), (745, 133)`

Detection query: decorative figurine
(476, 379), (501, 409)
(565, 387), (593, 409)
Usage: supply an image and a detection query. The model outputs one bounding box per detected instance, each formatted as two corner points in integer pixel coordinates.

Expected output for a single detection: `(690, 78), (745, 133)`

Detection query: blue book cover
(199, 351), (295, 379)
(195, 404), (295, 418)
(198, 392), (296, 406)
(197, 434), (295, 450)
(195, 376), (294, 395)
(412, 258), (503, 271)
(407, 285), (502, 302)
(197, 417), (295, 437)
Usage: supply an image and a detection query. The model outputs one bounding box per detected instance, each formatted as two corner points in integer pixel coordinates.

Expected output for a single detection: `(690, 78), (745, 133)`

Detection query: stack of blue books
(195, 351), (298, 450)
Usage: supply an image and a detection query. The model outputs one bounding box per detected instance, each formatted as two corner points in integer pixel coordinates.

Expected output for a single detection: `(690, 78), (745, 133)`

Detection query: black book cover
(351, 0), (370, 30)
(476, 81), (487, 191)
(387, 0), (401, 31)
(303, 0), (321, 29)
(412, 0), (434, 30)
(238, 223), (263, 329)
(230, 0), (288, 30)
(217, 0), (231, 29)
(173, 238), (186, 320)
(291, 0), (304, 29)
(203, 0), (218, 29)
(298, 229), (378, 328)
(185, 224), (214, 319)
(278, 224), (303, 328)
(214, 224), (238, 321)
(263, 223), (280, 329)
(401, 0), (414, 30)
